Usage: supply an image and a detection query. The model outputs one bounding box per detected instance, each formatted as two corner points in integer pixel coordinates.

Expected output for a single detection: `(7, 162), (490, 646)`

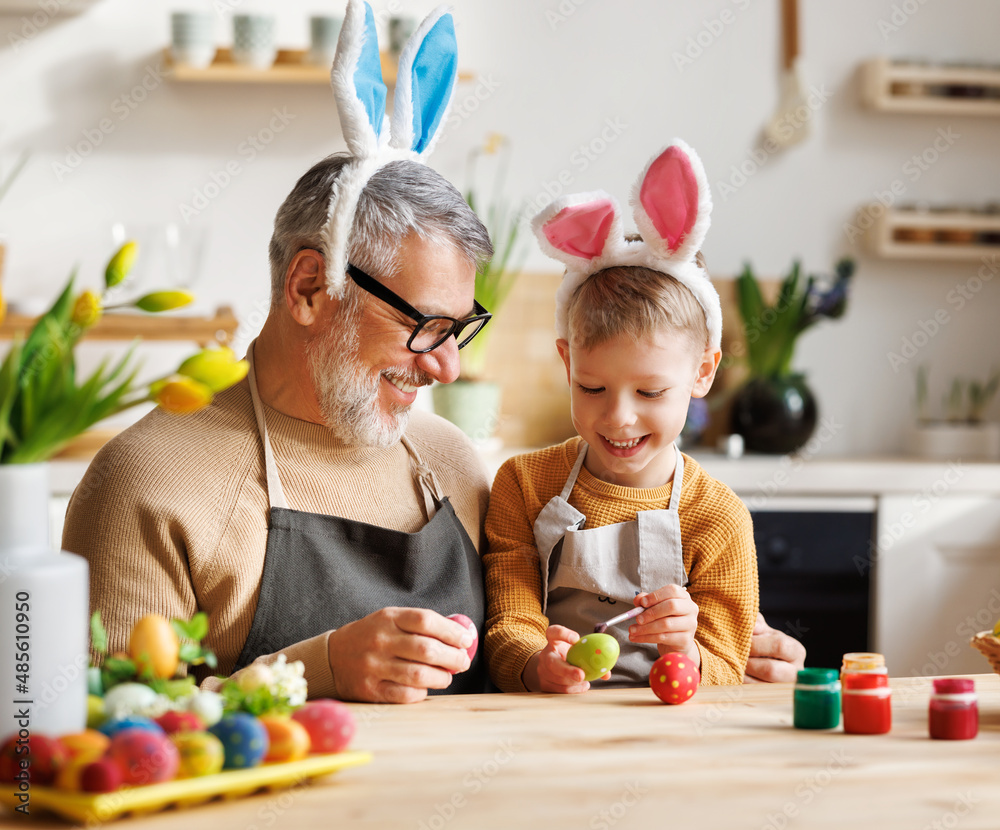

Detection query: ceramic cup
(308, 14), (343, 66)
(387, 15), (417, 54)
(233, 13), (277, 70)
(170, 11), (215, 69)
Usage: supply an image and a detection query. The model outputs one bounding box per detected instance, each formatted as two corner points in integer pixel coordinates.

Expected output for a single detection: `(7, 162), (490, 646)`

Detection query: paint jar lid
(796, 668), (840, 687)
(844, 672), (889, 690)
(841, 652), (886, 672)
(933, 678), (975, 695)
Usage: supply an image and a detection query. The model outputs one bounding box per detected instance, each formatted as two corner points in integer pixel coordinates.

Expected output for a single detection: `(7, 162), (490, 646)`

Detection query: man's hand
(522, 625), (597, 694)
(630, 585), (700, 665)
(327, 607), (475, 703)
(743, 612), (806, 683)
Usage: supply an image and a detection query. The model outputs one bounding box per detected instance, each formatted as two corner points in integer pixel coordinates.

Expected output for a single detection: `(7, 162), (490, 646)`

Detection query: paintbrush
(593, 605), (643, 634)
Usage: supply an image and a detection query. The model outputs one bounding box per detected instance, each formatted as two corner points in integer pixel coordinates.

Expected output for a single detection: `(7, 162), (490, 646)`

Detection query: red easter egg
(80, 759), (124, 793)
(156, 710), (205, 735)
(259, 716), (311, 762)
(0, 733), (68, 785)
(109, 728), (180, 785)
(291, 700), (355, 753)
(447, 613), (479, 664)
(649, 652), (700, 705)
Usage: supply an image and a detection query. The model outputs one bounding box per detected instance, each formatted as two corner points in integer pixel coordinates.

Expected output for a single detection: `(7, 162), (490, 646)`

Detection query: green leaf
(178, 643), (200, 663)
(90, 611), (108, 655)
(171, 611), (209, 642)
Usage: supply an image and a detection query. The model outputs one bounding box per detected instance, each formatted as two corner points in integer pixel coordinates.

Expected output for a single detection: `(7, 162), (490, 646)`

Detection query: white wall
(1, 0), (998, 453)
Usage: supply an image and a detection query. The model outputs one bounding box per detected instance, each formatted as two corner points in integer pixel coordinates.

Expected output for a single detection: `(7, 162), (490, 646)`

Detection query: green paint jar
(794, 668), (841, 730)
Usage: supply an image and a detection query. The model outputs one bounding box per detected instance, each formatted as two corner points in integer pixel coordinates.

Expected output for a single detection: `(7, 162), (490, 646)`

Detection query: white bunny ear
(331, 0), (388, 158)
(531, 192), (622, 269)
(631, 140), (712, 265)
(390, 6), (458, 156)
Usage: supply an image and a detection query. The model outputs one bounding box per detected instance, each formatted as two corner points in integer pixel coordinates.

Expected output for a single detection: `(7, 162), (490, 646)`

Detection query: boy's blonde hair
(566, 255), (710, 353)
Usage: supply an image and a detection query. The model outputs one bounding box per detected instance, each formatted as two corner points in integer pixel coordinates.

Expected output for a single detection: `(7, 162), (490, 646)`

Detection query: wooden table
(16, 674), (1000, 829)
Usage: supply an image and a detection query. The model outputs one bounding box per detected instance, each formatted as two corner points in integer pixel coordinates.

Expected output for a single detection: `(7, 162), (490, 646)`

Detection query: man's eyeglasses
(347, 263), (492, 354)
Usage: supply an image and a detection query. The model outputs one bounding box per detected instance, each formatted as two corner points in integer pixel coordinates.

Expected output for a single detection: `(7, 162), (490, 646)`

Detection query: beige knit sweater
(62, 378), (490, 698)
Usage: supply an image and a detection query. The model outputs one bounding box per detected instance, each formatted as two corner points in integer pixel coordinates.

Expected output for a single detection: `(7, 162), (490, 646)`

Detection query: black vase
(731, 375), (818, 454)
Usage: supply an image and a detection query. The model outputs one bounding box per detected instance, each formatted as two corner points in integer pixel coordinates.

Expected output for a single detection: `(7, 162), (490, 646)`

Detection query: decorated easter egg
(447, 613), (479, 662)
(566, 634), (620, 682)
(209, 713), (269, 769)
(129, 614), (180, 679)
(649, 652), (700, 705)
(259, 716), (311, 762)
(87, 695), (107, 729)
(236, 663), (275, 693)
(172, 731), (225, 778)
(186, 690), (225, 726)
(103, 682), (160, 717)
(0, 734), (67, 785)
(156, 710), (205, 735)
(60, 730), (110, 763)
(108, 728), (180, 785)
(292, 700), (355, 753)
(99, 714), (164, 738)
(80, 758), (124, 794)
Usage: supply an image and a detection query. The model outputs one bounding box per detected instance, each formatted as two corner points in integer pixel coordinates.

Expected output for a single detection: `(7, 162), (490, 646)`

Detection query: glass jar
(841, 652), (887, 678)
(794, 668), (841, 730)
(842, 673), (892, 734)
(929, 678), (978, 740)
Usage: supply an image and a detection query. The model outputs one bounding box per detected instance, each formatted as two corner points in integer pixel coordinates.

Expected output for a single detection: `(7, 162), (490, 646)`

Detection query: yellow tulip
(70, 290), (103, 329)
(151, 375), (213, 414)
(105, 241), (139, 289)
(177, 347), (249, 393)
(135, 290), (195, 313)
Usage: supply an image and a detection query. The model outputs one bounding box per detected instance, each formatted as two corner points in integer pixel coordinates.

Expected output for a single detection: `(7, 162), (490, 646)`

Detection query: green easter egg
(86, 695), (107, 730)
(566, 633), (620, 682)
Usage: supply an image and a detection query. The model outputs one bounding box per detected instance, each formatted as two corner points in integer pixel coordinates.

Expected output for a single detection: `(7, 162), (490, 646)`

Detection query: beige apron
(533, 442), (688, 686)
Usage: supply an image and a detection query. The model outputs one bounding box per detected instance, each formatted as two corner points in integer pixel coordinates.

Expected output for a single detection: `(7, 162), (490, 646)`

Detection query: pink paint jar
(928, 678), (978, 740)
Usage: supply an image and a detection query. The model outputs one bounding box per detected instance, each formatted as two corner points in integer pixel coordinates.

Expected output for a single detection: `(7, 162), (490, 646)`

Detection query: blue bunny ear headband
(322, 0), (459, 297)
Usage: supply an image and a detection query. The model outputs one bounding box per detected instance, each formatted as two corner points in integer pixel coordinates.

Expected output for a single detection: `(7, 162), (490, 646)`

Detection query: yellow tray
(0, 750), (372, 823)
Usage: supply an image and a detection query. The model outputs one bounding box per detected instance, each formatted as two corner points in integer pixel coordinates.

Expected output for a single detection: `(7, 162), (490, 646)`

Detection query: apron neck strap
(669, 445), (685, 511)
(560, 442), (590, 500)
(247, 340), (290, 510)
(400, 434), (443, 519)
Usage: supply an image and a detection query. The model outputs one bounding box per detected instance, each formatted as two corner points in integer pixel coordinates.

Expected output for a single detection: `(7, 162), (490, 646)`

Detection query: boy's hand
(522, 625), (607, 694)
(629, 585), (700, 665)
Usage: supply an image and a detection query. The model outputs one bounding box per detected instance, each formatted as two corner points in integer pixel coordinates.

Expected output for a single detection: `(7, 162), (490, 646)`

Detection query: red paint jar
(842, 672), (892, 734)
(929, 678), (978, 740)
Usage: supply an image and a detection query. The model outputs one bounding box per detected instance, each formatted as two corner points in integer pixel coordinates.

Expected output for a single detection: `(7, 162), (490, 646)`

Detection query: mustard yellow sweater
(62, 379), (489, 698)
(484, 437), (758, 692)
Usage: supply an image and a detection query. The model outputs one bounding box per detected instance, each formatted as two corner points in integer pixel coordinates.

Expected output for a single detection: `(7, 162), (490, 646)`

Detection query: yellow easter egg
(128, 614), (180, 679)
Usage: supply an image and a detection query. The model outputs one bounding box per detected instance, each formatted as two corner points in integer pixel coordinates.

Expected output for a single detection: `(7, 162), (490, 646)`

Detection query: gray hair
(268, 154), (493, 308)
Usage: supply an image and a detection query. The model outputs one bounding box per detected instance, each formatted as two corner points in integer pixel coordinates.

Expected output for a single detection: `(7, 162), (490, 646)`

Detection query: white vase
(0, 463), (90, 738)
(907, 423), (1000, 461)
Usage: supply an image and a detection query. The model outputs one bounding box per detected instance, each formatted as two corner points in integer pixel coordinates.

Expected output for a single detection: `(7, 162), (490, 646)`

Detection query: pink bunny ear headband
(322, 0), (459, 297)
(532, 140), (722, 350)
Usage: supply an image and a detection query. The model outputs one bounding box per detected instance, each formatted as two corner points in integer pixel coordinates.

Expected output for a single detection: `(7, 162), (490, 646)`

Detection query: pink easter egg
(108, 728), (180, 785)
(291, 700), (355, 753)
(447, 613), (479, 662)
(649, 652), (700, 705)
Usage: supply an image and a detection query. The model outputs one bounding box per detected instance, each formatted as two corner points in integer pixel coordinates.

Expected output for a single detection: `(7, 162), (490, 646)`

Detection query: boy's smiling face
(558, 330), (720, 489)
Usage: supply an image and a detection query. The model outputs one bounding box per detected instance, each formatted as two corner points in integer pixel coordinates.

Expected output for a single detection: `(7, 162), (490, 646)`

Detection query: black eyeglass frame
(346, 263), (492, 354)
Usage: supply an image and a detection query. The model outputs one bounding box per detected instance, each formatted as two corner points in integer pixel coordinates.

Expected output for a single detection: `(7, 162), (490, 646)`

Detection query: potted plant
(730, 257), (855, 454)
(907, 365), (1000, 460)
(432, 134), (525, 444)
(0, 241), (249, 548)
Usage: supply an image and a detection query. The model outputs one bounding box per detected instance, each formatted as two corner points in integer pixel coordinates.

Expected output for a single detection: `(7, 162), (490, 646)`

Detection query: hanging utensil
(765, 0), (809, 148)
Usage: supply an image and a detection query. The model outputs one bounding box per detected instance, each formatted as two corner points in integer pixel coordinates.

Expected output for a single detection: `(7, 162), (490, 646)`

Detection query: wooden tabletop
(17, 674), (1000, 829)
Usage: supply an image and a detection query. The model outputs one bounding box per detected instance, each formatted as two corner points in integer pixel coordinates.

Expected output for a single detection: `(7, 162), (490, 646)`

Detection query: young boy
(483, 141), (758, 693)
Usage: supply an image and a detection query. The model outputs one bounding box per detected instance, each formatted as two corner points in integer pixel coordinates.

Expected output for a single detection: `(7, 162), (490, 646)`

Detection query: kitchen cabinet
(875, 493), (1000, 676)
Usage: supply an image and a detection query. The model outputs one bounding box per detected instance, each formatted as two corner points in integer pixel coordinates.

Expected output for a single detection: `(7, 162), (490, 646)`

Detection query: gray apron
(234, 344), (488, 695)
(534, 442), (688, 686)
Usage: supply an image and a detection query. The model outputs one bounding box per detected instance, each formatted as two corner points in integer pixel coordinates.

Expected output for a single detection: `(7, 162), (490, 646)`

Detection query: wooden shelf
(864, 207), (1000, 261)
(163, 47), (474, 85)
(861, 57), (1000, 116)
(0, 306), (239, 347)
